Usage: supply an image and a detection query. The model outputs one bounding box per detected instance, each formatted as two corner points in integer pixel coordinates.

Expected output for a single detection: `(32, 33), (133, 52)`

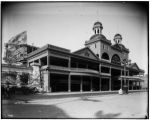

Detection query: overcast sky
(2, 2), (148, 74)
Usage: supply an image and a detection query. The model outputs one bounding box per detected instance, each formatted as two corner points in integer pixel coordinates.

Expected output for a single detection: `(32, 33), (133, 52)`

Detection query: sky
(2, 2), (148, 74)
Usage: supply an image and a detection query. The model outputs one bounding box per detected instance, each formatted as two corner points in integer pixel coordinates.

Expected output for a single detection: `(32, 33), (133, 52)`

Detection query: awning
(119, 75), (144, 82)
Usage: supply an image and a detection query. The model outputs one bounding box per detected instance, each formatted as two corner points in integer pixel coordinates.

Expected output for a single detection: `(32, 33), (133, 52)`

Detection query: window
(111, 54), (121, 65)
(95, 44), (96, 48)
(103, 44), (105, 49)
(97, 29), (99, 34)
(85, 52), (89, 57)
(20, 54), (23, 57)
(34, 59), (39, 63)
(101, 53), (109, 60)
(101, 66), (110, 73)
(96, 54), (99, 57)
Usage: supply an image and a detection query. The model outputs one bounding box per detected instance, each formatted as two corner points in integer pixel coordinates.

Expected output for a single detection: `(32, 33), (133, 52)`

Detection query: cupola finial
(114, 34), (122, 44)
(93, 21), (103, 35)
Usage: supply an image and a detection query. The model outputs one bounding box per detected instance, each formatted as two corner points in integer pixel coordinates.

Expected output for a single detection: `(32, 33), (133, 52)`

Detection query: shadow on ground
(95, 110), (121, 118)
(5, 91), (118, 101)
(80, 97), (101, 102)
(2, 104), (70, 119)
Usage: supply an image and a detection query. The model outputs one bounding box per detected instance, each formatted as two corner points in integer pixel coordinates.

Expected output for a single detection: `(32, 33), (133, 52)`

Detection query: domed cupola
(114, 34), (122, 44)
(93, 21), (103, 34)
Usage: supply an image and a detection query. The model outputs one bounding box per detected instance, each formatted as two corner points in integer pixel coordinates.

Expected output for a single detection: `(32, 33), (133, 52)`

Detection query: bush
(20, 86), (39, 94)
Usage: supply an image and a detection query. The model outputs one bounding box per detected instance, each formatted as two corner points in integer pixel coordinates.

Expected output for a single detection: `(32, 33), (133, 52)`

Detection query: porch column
(109, 77), (111, 91)
(132, 81), (134, 90)
(99, 64), (101, 91)
(47, 52), (51, 92)
(109, 67), (111, 91)
(124, 69), (126, 85)
(128, 80), (129, 90)
(139, 82), (141, 90)
(121, 70), (123, 89)
(135, 82), (137, 90)
(68, 74), (71, 92)
(99, 77), (101, 91)
(80, 76), (83, 92)
(127, 71), (129, 90)
(68, 57), (71, 92)
(68, 57), (71, 68)
(90, 77), (93, 92)
(99, 64), (101, 73)
(39, 59), (41, 65)
(39, 59), (42, 88)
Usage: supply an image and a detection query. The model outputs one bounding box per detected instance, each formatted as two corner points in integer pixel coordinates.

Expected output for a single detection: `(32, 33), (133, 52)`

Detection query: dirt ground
(2, 91), (148, 118)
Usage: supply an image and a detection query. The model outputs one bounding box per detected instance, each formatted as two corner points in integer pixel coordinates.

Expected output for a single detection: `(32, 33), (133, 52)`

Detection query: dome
(94, 21), (102, 26)
(113, 44), (125, 49)
(90, 34), (106, 41)
(114, 34), (122, 40)
(112, 44), (129, 53)
(85, 28), (111, 45)
(93, 21), (103, 30)
(114, 33), (122, 44)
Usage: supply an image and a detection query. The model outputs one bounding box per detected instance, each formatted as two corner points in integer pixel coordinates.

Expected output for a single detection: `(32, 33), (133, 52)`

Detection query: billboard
(3, 31), (27, 64)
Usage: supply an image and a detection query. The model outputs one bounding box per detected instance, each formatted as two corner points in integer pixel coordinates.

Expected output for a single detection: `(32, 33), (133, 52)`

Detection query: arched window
(95, 30), (96, 34)
(96, 54), (99, 57)
(97, 29), (99, 34)
(101, 52), (109, 60)
(111, 54), (121, 65)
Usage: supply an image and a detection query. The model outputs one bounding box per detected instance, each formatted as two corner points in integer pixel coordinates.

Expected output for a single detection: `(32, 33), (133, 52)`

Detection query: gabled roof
(73, 47), (100, 61)
(129, 63), (140, 71)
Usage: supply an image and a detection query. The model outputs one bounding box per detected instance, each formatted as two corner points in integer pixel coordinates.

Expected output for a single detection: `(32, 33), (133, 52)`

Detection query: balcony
(70, 68), (99, 74)
(49, 65), (99, 74)
(100, 72), (111, 76)
(50, 65), (70, 71)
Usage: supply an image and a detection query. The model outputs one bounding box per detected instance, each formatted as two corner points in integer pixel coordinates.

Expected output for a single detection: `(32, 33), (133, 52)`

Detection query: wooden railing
(100, 73), (111, 76)
(50, 65), (70, 71)
(70, 68), (99, 74)
(49, 65), (99, 74)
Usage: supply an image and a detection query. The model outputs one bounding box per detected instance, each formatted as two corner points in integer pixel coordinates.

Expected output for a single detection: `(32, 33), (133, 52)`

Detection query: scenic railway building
(2, 21), (145, 93)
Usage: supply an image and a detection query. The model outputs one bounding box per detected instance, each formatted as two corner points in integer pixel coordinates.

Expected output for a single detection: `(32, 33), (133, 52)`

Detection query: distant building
(2, 22), (145, 92)
(141, 74), (148, 89)
(3, 31), (38, 65)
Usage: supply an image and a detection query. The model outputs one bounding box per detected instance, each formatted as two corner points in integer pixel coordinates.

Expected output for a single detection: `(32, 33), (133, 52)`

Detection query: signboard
(3, 31), (27, 64)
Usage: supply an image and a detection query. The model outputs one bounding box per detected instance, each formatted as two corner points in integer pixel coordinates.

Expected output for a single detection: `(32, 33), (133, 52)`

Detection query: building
(2, 31), (37, 85)
(26, 21), (144, 92)
(3, 31), (38, 65)
(2, 21), (144, 92)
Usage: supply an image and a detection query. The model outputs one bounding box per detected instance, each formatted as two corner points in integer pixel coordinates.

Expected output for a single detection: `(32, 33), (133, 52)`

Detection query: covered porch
(119, 76), (144, 90)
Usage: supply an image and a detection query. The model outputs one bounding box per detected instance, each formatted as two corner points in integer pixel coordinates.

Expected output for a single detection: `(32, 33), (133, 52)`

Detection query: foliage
(20, 73), (29, 85)
(2, 71), (17, 77)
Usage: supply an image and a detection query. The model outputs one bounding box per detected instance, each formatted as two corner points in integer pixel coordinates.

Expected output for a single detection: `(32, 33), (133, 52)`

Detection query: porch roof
(119, 75), (144, 82)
